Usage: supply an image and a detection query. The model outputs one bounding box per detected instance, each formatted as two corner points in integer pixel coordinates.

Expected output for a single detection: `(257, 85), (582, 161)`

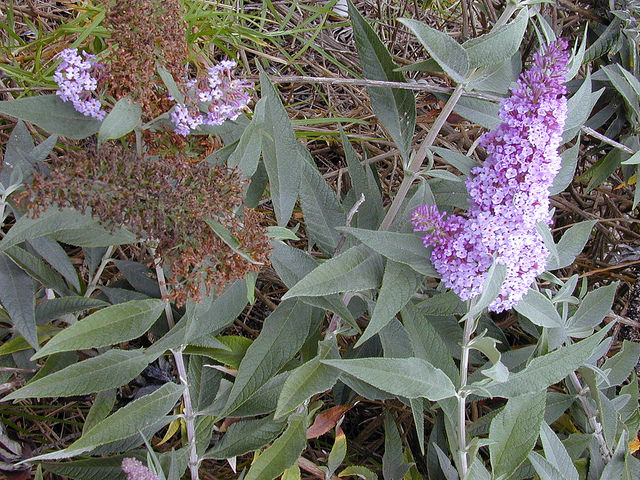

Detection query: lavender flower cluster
(54, 48), (106, 120)
(170, 60), (253, 136)
(412, 40), (570, 312)
(121, 458), (159, 480)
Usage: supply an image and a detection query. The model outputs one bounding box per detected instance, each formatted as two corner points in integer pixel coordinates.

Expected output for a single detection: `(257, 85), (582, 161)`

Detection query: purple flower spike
(170, 59), (253, 136)
(54, 48), (106, 120)
(121, 458), (160, 480)
(413, 39), (569, 312)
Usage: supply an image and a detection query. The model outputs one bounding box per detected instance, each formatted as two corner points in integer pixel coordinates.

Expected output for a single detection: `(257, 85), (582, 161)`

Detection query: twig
(334, 193), (365, 255)
(581, 126), (635, 155)
(568, 371), (613, 462)
(84, 245), (115, 298)
(297, 456), (341, 480)
(380, 81), (467, 231)
(171, 348), (200, 480)
(152, 253), (175, 329)
(264, 75), (503, 102)
(456, 309), (477, 477)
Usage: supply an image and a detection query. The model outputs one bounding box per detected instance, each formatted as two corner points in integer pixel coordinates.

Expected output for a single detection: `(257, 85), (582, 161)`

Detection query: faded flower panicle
(26, 143), (271, 306)
(54, 48), (106, 120)
(121, 458), (159, 480)
(105, 0), (188, 116)
(413, 39), (569, 312)
(170, 60), (253, 136)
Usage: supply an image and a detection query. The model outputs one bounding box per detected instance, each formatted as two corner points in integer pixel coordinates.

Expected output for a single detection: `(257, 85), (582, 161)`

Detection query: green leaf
(186, 335), (252, 369)
(4, 245), (72, 296)
(481, 325), (611, 398)
(322, 357), (457, 401)
(600, 340), (640, 387)
(4, 349), (153, 400)
(550, 140), (579, 195)
(341, 129), (384, 229)
(401, 302), (459, 382)
(489, 393), (545, 479)
(227, 103), (263, 178)
(514, 289), (563, 328)
(221, 298), (313, 416)
(158, 66), (184, 104)
(563, 72), (603, 142)
(244, 413), (307, 480)
(383, 414), (411, 480)
(338, 227), (437, 276)
(203, 415), (286, 460)
(32, 299), (164, 359)
(357, 260), (422, 347)
(259, 68), (303, 226)
(327, 429), (347, 477)
(463, 8), (528, 70)
(463, 262), (507, 322)
(451, 95), (500, 129)
(83, 389), (117, 435)
(430, 146), (479, 177)
(204, 217), (260, 264)
(528, 451), (570, 480)
(398, 18), (469, 83)
(0, 325), (60, 355)
(42, 455), (146, 480)
(29, 236), (81, 291)
(35, 296), (109, 325)
(537, 422), (579, 480)
(546, 221), (596, 270)
(282, 244), (383, 299)
(66, 382), (183, 453)
(339, 466), (377, 480)
(275, 338), (340, 418)
(0, 95), (101, 139)
(182, 280), (248, 345)
(0, 207), (136, 254)
(566, 282), (617, 337)
(0, 252), (37, 349)
(299, 160), (346, 254)
(348, 1), (416, 161)
(98, 96), (141, 143)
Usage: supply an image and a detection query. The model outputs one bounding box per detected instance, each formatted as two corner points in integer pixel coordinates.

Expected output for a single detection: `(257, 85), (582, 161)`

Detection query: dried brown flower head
(26, 143), (271, 306)
(104, 0), (188, 116)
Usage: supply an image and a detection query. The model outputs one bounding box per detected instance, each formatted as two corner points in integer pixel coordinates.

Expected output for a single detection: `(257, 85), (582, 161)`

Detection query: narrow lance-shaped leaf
(66, 382), (183, 453)
(348, 0), (416, 161)
(398, 18), (469, 83)
(322, 357), (457, 401)
(0, 253), (37, 349)
(0, 95), (101, 140)
(357, 260), (422, 347)
(489, 393), (546, 479)
(33, 299), (165, 359)
(282, 244), (383, 299)
(221, 298), (313, 416)
(203, 415), (286, 460)
(4, 349), (154, 400)
(244, 413), (307, 480)
(480, 324), (612, 398)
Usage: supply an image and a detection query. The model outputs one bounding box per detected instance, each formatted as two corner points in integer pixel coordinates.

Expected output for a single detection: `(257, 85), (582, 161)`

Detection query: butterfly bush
(121, 458), (159, 480)
(170, 60), (253, 136)
(54, 48), (106, 120)
(413, 39), (569, 312)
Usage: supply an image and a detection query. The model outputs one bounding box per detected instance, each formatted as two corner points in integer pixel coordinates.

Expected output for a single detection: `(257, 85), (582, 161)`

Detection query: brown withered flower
(26, 143), (271, 306)
(104, 0), (188, 117)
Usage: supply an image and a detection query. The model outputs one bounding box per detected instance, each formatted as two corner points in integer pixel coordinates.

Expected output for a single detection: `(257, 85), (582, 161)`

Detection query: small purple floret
(413, 39), (570, 312)
(170, 59), (253, 136)
(54, 48), (106, 120)
(121, 458), (160, 480)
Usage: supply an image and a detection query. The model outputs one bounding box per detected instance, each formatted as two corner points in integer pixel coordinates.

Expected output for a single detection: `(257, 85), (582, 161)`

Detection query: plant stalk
(457, 310), (477, 476)
(172, 347), (200, 480)
(568, 371), (613, 462)
(379, 82), (467, 231)
(84, 245), (115, 297)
